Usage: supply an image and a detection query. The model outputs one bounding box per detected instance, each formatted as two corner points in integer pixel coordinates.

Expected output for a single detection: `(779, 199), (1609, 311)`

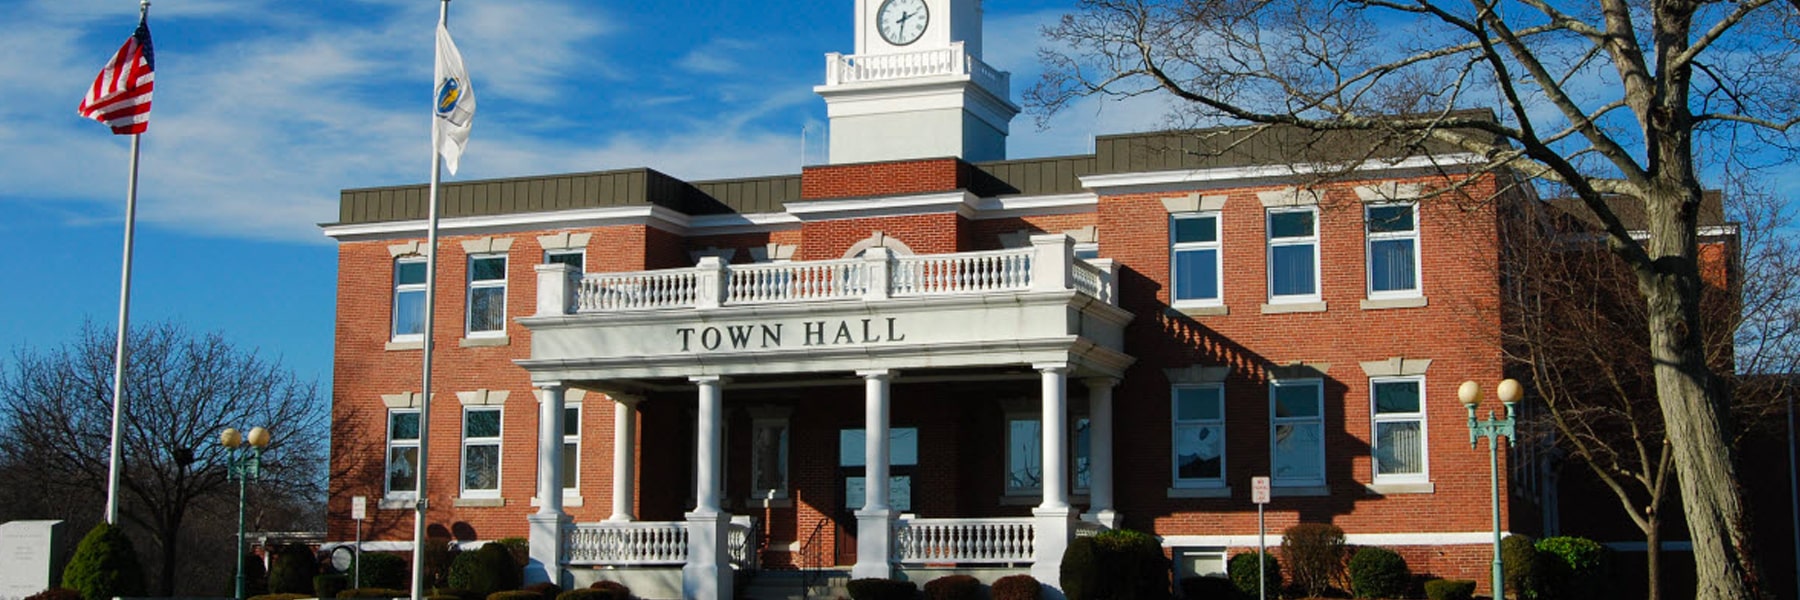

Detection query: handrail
(798, 517), (833, 600)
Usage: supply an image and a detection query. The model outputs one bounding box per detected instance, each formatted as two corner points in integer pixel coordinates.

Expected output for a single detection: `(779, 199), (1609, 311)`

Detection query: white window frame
(1266, 207), (1321, 303)
(562, 404), (581, 492)
(1371, 376), (1429, 483)
(466, 253), (508, 337)
(384, 408), (420, 499)
(1171, 384), (1227, 488)
(1170, 212), (1223, 307)
(392, 257), (427, 342)
(1269, 379), (1326, 487)
(749, 415), (791, 501)
(1003, 408), (1092, 496)
(1365, 203), (1421, 299)
(545, 248), (585, 274)
(460, 406), (502, 498)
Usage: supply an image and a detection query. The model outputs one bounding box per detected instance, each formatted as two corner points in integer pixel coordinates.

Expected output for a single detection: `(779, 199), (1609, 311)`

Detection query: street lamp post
(1459, 379), (1521, 600)
(221, 426), (271, 600)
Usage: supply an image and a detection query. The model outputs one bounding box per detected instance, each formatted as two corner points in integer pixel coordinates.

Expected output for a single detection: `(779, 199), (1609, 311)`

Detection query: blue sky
(0, 0), (1174, 391)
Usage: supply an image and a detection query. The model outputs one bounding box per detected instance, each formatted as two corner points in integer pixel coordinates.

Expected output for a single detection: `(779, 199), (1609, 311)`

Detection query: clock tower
(815, 0), (1019, 164)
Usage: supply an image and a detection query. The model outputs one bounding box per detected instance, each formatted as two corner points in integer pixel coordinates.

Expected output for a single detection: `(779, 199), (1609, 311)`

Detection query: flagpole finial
(139, 0), (149, 16)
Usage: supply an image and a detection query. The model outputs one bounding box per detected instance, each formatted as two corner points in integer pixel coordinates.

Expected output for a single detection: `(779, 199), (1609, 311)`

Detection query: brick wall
(801, 158), (963, 200)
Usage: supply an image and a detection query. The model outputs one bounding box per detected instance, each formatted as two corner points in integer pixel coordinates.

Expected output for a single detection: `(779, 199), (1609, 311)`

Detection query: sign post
(1251, 476), (1271, 600)
(352, 496), (367, 588)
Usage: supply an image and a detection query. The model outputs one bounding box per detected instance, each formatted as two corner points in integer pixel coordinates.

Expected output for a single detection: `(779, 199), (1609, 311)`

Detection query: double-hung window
(1172, 385), (1226, 487)
(467, 254), (507, 336)
(392, 257), (427, 341)
(1006, 414), (1093, 495)
(1171, 213), (1222, 305)
(385, 409), (421, 497)
(562, 406), (580, 492)
(546, 248), (584, 274)
(1366, 204), (1420, 297)
(750, 417), (790, 501)
(1372, 377), (1427, 482)
(1267, 208), (1320, 302)
(1270, 380), (1325, 486)
(461, 407), (502, 498)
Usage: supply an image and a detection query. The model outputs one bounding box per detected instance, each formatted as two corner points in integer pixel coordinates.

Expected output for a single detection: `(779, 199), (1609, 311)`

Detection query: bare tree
(0, 321), (328, 595)
(1032, 0), (1800, 596)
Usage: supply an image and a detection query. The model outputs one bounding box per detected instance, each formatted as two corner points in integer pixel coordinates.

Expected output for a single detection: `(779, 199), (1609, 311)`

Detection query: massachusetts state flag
(78, 16), (155, 135)
(433, 22), (476, 175)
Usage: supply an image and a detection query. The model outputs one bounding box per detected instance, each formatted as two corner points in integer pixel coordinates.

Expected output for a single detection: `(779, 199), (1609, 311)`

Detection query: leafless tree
(0, 321), (328, 595)
(1032, 0), (1800, 596)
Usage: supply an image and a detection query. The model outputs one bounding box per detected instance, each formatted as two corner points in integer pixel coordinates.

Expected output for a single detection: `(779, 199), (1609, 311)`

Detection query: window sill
(1260, 301), (1327, 314)
(1365, 481), (1435, 495)
(999, 493), (1091, 506)
(1168, 305), (1229, 317)
(529, 495), (584, 507)
(744, 496), (794, 509)
(454, 497), (505, 508)
(385, 340), (423, 351)
(460, 335), (510, 348)
(1361, 296), (1428, 310)
(1272, 485), (1330, 497)
(379, 497), (417, 510)
(1167, 486), (1232, 499)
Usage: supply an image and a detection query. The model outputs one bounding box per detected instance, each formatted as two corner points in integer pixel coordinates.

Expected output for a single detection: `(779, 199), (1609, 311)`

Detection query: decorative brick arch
(842, 231), (916, 258)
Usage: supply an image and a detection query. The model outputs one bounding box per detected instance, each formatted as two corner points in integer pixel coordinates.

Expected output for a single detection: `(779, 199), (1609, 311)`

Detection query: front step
(740, 569), (853, 600)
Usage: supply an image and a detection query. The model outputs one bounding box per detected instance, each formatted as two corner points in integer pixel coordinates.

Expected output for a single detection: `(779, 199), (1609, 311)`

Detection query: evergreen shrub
(351, 552), (410, 590)
(588, 579), (632, 600)
(315, 573), (351, 599)
(1422, 579), (1475, 600)
(60, 522), (144, 600)
(846, 578), (918, 600)
(1501, 534), (1541, 597)
(1347, 546), (1409, 598)
(269, 543), (321, 594)
(923, 575), (982, 600)
(22, 589), (83, 600)
(1535, 536), (1612, 600)
(1177, 576), (1238, 599)
(1060, 536), (1100, 600)
(1227, 552), (1281, 598)
(1282, 523), (1346, 598)
(447, 542), (521, 597)
(496, 538), (530, 568)
(1093, 529), (1173, 600)
(990, 574), (1041, 600)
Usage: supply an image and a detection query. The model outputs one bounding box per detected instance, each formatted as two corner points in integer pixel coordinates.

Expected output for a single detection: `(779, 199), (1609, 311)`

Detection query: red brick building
(321, 1), (1577, 597)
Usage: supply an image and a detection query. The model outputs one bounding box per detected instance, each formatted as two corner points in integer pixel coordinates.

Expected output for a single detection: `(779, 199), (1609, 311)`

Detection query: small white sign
(352, 496), (367, 521)
(1251, 476), (1271, 504)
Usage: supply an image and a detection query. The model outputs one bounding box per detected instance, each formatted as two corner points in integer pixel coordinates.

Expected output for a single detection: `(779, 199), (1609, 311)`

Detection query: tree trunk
(158, 519), (182, 596)
(1645, 513), (1662, 600)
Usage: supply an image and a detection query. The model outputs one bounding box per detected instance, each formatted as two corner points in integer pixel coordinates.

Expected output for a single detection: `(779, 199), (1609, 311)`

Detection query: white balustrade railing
(726, 258), (867, 305)
(728, 517), (760, 568)
(895, 517), (1036, 564)
(1071, 259), (1109, 302)
(566, 521), (689, 566)
(892, 248), (1033, 296)
(580, 269), (697, 311)
(823, 42), (1009, 98)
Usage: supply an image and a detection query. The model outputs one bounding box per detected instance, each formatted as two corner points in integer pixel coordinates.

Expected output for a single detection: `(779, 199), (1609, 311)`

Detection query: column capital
(1034, 362), (1070, 374)
(533, 380), (566, 391)
(1082, 376), (1120, 389)
(689, 375), (728, 385)
(603, 392), (645, 407)
(857, 369), (895, 380)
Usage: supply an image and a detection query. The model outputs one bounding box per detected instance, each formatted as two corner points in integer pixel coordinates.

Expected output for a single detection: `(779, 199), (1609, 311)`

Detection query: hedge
(60, 523), (144, 600)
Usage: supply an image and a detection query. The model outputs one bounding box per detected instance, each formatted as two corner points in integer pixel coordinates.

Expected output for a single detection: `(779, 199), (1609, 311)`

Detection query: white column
(526, 382), (571, 586)
(607, 394), (641, 522)
(853, 369), (897, 580)
(1032, 363), (1077, 590)
(684, 376), (733, 600)
(1084, 377), (1120, 528)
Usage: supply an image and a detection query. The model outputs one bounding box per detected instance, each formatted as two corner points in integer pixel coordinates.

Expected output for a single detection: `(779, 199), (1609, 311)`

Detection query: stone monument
(0, 520), (65, 600)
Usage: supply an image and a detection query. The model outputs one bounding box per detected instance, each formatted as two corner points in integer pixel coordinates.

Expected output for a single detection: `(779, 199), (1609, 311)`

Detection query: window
(392, 257), (427, 340)
(1171, 213), (1222, 305)
(1074, 243), (1101, 261)
(750, 418), (790, 500)
(1366, 204), (1420, 296)
(1172, 385), (1225, 486)
(1006, 415), (1093, 494)
(841, 428), (917, 511)
(1267, 208), (1319, 301)
(1372, 377), (1427, 481)
(467, 254), (507, 336)
(1270, 380), (1324, 486)
(545, 248), (584, 274)
(562, 406), (580, 491)
(461, 407), (501, 497)
(385, 409), (420, 497)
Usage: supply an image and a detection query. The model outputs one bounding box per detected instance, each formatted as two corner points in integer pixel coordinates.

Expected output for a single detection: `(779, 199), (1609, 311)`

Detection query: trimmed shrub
(491, 591), (548, 600)
(316, 573), (351, 599)
(846, 578), (919, 600)
(424, 537), (458, 587)
(60, 522), (144, 600)
(340, 587), (409, 598)
(1282, 523), (1346, 598)
(991, 574), (1041, 600)
(432, 588), (485, 600)
(1177, 576), (1238, 599)
(448, 543), (522, 598)
(496, 537), (531, 567)
(248, 594), (314, 600)
(1094, 529), (1173, 600)
(349, 552), (409, 590)
(1227, 552), (1281, 598)
(923, 575), (982, 600)
(23, 589), (83, 600)
(555, 590), (615, 600)
(1501, 534), (1541, 597)
(269, 544), (321, 594)
(1347, 547), (1409, 598)
(1422, 579), (1475, 600)
(1060, 536), (1100, 600)
(522, 582), (563, 600)
(1535, 536), (1612, 600)
(588, 579), (632, 600)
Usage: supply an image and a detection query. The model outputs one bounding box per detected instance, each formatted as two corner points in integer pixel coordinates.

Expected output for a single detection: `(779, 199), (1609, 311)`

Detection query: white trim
(466, 253), (508, 337)
(1078, 153), (1487, 194)
(1170, 211), (1224, 308)
(459, 405), (503, 499)
(1270, 378), (1326, 487)
(1171, 384), (1227, 488)
(688, 212), (804, 236)
(1370, 376), (1430, 485)
(966, 193), (1099, 219)
(1161, 531), (1515, 548)
(322, 205), (693, 241)
(786, 190), (978, 220)
(1365, 202), (1422, 300)
(1267, 206), (1321, 304)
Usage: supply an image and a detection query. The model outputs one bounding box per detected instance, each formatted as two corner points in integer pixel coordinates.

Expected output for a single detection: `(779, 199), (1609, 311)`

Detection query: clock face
(876, 0), (929, 46)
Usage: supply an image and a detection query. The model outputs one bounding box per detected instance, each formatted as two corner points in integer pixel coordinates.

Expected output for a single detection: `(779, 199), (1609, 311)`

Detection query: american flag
(78, 17), (155, 135)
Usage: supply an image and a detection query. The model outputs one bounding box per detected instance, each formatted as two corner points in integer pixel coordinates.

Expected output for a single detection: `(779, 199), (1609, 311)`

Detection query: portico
(515, 234), (1131, 596)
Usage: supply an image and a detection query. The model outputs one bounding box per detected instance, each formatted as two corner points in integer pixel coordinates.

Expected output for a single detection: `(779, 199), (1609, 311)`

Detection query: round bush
(60, 522), (144, 600)
(1501, 534), (1540, 597)
(846, 578), (919, 600)
(1227, 552), (1281, 598)
(350, 552), (410, 590)
(991, 574), (1041, 600)
(923, 575), (981, 600)
(315, 573), (351, 599)
(1348, 546), (1409, 598)
(23, 589), (83, 600)
(269, 544), (320, 594)
(447, 542), (520, 598)
(1178, 576), (1238, 599)
(1094, 529), (1172, 600)
(1535, 536), (1612, 600)
(1423, 579), (1475, 600)
(1060, 536), (1100, 600)
(1282, 523), (1346, 599)
(588, 579), (632, 600)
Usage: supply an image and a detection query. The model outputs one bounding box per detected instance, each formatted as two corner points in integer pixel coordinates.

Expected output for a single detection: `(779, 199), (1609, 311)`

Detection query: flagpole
(411, 2), (450, 598)
(102, 0), (152, 527)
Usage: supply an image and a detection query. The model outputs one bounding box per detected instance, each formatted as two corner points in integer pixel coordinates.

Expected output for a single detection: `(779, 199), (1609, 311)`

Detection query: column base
(526, 512), (571, 586)
(1080, 509), (1122, 530)
(1032, 507), (1078, 592)
(683, 510), (735, 600)
(852, 508), (898, 580)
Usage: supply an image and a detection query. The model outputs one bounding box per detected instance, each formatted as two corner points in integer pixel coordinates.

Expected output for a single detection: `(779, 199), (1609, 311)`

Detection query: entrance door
(834, 427), (918, 566)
